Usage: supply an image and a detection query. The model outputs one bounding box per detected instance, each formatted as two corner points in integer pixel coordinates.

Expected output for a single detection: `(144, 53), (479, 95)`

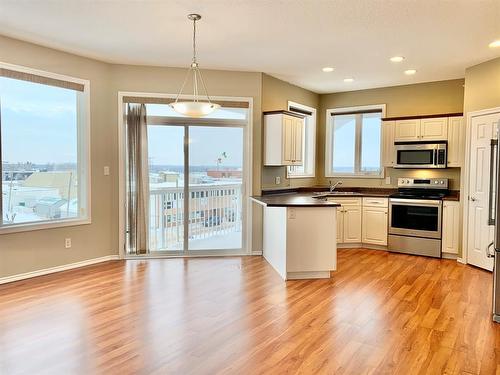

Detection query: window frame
(286, 101), (316, 178)
(325, 104), (386, 179)
(0, 62), (91, 234)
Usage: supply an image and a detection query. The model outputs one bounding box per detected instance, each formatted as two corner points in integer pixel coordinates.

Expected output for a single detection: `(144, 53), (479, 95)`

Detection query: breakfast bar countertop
(250, 193), (341, 207)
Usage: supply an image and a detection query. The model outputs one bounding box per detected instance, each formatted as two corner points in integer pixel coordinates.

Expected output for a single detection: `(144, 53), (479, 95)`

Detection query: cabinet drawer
(327, 198), (362, 206)
(362, 197), (388, 207)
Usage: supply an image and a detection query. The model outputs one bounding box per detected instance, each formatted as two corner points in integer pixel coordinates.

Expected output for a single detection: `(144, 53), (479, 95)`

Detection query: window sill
(0, 217), (91, 235)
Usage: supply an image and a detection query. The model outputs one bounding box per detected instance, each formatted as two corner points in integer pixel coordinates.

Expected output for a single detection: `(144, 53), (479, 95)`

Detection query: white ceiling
(0, 0), (499, 93)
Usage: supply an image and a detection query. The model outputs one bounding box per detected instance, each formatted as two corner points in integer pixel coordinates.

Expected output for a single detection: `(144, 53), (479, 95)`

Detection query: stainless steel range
(388, 178), (448, 258)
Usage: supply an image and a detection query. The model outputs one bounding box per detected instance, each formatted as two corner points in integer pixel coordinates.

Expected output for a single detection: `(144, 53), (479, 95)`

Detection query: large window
(0, 63), (90, 231)
(325, 105), (385, 178)
(287, 101), (316, 178)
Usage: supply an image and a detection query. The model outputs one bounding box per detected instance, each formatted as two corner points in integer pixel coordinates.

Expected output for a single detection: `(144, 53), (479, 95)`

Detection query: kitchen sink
(312, 191), (362, 198)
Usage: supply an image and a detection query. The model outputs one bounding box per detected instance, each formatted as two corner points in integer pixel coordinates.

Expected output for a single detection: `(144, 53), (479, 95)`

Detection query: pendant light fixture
(170, 14), (220, 117)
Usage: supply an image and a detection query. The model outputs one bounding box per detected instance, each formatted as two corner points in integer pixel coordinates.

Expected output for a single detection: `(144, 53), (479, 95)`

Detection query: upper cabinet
(394, 119), (421, 141)
(264, 111), (304, 166)
(447, 117), (464, 167)
(394, 117), (448, 141)
(382, 121), (395, 167)
(420, 117), (448, 140)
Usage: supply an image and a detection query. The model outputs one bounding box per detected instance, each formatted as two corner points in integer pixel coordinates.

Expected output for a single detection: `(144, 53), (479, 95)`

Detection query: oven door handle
(389, 198), (442, 206)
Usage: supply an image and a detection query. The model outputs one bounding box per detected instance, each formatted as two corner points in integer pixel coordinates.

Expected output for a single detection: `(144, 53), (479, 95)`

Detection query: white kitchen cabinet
(447, 116), (464, 167)
(330, 198), (362, 244)
(420, 117), (448, 141)
(264, 111), (304, 166)
(362, 201), (388, 246)
(382, 120), (395, 167)
(394, 119), (421, 141)
(394, 117), (448, 142)
(442, 200), (460, 255)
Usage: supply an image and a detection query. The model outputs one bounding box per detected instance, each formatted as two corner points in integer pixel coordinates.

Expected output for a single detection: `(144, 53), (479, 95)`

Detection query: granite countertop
(258, 186), (460, 202)
(251, 193), (341, 207)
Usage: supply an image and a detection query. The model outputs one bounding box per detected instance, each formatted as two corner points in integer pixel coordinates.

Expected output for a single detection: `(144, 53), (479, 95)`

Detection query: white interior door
(467, 113), (500, 271)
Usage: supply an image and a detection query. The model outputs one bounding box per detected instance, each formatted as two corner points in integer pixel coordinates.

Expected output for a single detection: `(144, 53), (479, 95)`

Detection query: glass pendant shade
(170, 101), (220, 117)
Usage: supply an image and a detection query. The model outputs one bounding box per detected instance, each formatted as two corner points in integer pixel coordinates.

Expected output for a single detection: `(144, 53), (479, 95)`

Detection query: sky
(0, 77), (78, 164)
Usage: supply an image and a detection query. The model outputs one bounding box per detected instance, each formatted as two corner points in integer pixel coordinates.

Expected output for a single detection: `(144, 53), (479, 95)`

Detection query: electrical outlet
(275, 176), (281, 185)
(65, 238), (72, 249)
(288, 208), (296, 219)
(385, 176), (391, 185)
(103, 166), (110, 176)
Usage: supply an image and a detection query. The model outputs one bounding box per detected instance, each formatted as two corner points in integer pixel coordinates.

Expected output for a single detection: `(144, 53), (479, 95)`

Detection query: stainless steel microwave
(394, 141), (447, 169)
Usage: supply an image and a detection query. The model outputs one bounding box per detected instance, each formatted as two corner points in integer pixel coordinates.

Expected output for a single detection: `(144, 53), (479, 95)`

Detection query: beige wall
(317, 79), (465, 188)
(464, 57), (500, 113)
(0, 35), (264, 278)
(0, 36), (115, 278)
(261, 74), (320, 189)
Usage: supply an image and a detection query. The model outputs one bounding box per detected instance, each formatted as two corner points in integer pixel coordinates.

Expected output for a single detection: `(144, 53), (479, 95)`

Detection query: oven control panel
(397, 178), (448, 189)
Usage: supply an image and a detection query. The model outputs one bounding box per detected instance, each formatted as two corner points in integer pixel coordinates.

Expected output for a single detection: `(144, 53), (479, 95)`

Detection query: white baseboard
(337, 243), (388, 251)
(0, 255), (120, 285)
(442, 252), (458, 260)
(457, 257), (467, 264)
(251, 250), (263, 255)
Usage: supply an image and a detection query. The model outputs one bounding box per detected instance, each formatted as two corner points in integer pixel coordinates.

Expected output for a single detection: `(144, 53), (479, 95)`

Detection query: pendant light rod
(170, 13), (220, 117)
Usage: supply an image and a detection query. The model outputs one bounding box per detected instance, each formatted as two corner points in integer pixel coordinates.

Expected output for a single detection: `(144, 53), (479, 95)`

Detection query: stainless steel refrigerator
(491, 138), (500, 322)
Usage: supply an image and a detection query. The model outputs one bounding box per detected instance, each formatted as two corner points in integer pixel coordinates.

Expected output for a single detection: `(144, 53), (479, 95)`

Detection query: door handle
(488, 139), (498, 225)
(487, 241), (495, 258)
(470, 196), (477, 202)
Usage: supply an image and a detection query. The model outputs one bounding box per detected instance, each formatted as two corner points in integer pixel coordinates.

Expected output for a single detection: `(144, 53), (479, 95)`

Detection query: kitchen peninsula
(251, 193), (340, 280)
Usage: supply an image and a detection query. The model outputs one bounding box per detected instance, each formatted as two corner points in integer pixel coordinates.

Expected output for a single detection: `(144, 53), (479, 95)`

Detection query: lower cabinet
(442, 200), (460, 255)
(362, 206), (388, 246)
(333, 198), (362, 244)
(333, 197), (388, 246)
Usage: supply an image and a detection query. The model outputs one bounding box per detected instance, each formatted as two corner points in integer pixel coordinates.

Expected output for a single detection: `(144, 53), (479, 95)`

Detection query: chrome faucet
(329, 180), (343, 192)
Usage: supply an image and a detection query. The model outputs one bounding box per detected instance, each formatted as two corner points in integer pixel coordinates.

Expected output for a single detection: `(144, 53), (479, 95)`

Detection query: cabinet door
(395, 119), (420, 141)
(362, 207), (388, 245)
(447, 117), (464, 167)
(382, 121), (395, 167)
(343, 205), (362, 243)
(336, 207), (344, 243)
(420, 117), (448, 141)
(282, 115), (295, 163)
(442, 201), (460, 255)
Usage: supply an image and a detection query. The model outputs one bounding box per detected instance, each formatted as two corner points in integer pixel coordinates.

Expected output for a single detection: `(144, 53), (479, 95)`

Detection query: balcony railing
(148, 183), (242, 251)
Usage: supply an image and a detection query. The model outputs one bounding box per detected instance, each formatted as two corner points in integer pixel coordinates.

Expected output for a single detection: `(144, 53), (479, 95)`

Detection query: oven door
(394, 143), (444, 168)
(389, 198), (442, 239)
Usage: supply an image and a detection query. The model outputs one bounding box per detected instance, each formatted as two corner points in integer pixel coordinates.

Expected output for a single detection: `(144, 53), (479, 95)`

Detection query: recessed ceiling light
(489, 40), (500, 48)
(322, 67), (334, 72)
(404, 69), (417, 75)
(343, 78), (354, 82)
(390, 56), (405, 63)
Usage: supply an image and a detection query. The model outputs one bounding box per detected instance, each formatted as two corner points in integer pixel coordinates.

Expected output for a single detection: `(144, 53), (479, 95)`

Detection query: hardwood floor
(0, 249), (499, 374)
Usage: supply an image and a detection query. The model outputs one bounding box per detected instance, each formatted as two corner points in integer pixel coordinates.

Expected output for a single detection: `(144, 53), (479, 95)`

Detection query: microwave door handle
(433, 149), (438, 166)
(489, 139), (498, 226)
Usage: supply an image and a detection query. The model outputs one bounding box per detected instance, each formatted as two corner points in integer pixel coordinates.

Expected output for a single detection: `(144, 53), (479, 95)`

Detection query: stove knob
(434, 181), (439, 184)
(440, 181), (444, 184)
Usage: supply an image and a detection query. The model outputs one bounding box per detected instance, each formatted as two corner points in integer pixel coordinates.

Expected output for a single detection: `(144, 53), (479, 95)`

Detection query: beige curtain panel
(126, 103), (150, 255)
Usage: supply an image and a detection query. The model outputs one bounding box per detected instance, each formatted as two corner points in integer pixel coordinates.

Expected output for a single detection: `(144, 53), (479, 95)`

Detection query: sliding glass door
(139, 104), (247, 256)
(188, 126), (243, 251)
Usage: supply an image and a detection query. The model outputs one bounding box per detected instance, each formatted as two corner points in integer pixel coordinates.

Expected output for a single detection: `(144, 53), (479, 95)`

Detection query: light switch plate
(104, 166), (110, 176)
(275, 176), (281, 185)
(385, 176), (391, 185)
